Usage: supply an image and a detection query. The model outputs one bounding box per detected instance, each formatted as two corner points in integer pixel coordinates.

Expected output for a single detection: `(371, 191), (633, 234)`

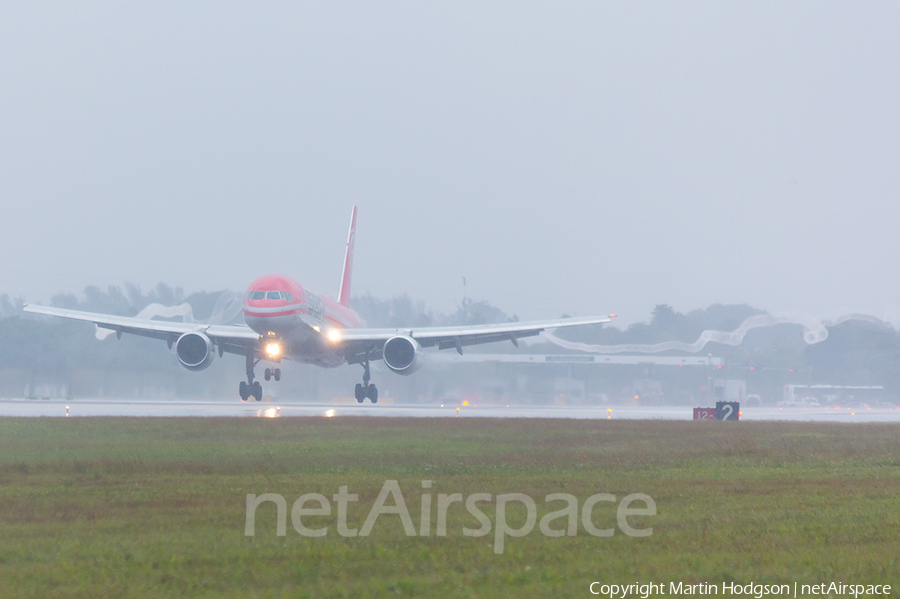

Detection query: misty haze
(3, 4), (900, 597)
(1, 2), (899, 409)
(4, 285), (899, 409)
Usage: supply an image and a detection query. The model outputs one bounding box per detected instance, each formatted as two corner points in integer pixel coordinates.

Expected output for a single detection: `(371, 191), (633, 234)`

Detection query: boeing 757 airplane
(24, 207), (614, 402)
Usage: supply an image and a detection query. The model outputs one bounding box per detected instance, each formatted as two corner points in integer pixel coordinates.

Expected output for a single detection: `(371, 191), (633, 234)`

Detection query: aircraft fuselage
(241, 274), (363, 367)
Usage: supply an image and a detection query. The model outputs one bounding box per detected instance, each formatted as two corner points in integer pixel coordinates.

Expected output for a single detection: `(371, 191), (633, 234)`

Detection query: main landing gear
(354, 357), (378, 404)
(240, 380), (262, 402)
(240, 353), (267, 402)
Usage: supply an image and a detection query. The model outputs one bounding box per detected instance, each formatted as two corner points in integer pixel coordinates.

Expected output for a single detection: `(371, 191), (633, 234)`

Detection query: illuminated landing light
(265, 342), (282, 358)
(324, 409), (336, 418)
(328, 329), (341, 343)
(258, 408), (279, 418)
(463, 401), (468, 406)
(312, 325), (321, 332)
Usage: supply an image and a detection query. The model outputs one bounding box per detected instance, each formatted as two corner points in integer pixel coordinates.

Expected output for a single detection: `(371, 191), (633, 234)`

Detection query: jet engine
(175, 332), (215, 371)
(382, 335), (423, 375)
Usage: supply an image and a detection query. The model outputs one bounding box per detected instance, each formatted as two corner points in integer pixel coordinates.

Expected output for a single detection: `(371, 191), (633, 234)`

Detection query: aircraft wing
(24, 304), (612, 365)
(332, 314), (614, 364)
(22, 305), (260, 354)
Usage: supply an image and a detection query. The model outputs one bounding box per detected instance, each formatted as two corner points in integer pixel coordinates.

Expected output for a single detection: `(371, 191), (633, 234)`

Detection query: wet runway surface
(2, 398), (900, 422)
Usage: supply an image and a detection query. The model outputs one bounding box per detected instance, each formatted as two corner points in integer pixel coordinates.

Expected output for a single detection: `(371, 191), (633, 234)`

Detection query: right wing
(330, 314), (615, 364)
(22, 305), (260, 356)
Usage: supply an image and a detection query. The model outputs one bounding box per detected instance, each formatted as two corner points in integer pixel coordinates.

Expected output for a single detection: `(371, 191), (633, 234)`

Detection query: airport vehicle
(778, 396), (821, 408)
(24, 208), (614, 402)
(744, 394), (762, 406)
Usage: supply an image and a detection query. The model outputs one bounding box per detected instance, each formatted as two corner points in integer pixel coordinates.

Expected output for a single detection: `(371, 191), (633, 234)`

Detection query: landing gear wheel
(358, 355), (378, 403)
(273, 368), (281, 382)
(242, 353), (262, 402)
(264, 368), (272, 381)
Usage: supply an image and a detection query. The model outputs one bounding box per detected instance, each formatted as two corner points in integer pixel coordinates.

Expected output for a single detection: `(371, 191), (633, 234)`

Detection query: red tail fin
(337, 206), (357, 307)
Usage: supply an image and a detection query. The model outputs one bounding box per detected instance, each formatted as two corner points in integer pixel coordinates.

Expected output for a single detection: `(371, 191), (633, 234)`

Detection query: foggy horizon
(3, 3), (898, 327)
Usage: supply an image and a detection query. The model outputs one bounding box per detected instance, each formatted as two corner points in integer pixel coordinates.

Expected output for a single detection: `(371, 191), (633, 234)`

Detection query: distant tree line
(551, 303), (900, 394)
(2, 285), (900, 395)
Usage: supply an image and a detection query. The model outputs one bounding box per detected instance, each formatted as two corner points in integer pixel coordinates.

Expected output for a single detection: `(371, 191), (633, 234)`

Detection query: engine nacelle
(175, 332), (215, 371)
(382, 335), (423, 376)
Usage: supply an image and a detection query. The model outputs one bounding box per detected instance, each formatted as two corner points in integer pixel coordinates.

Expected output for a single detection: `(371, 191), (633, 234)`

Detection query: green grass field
(1, 417), (899, 598)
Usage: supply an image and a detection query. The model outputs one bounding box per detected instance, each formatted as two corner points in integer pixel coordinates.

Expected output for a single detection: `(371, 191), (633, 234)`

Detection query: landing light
(265, 342), (282, 358)
(328, 329), (341, 342)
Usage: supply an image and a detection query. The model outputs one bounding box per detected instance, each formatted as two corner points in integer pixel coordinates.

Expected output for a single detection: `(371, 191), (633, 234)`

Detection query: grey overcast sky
(1, 2), (898, 325)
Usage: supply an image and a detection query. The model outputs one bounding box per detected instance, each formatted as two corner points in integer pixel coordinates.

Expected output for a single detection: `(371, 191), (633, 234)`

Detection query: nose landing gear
(239, 352), (284, 402)
(354, 357), (378, 403)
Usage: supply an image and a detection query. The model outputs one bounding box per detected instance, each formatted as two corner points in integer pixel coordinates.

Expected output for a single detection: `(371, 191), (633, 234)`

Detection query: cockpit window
(247, 290), (293, 301)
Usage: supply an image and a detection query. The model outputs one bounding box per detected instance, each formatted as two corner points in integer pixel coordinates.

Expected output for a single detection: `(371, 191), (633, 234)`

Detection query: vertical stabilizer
(337, 206), (357, 307)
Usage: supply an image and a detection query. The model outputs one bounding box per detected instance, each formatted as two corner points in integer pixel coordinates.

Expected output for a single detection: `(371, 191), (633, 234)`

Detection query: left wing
(331, 314), (614, 364)
(22, 305), (260, 356)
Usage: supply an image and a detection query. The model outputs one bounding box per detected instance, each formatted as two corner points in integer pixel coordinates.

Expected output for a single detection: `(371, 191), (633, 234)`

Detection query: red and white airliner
(25, 207), (614, 402)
